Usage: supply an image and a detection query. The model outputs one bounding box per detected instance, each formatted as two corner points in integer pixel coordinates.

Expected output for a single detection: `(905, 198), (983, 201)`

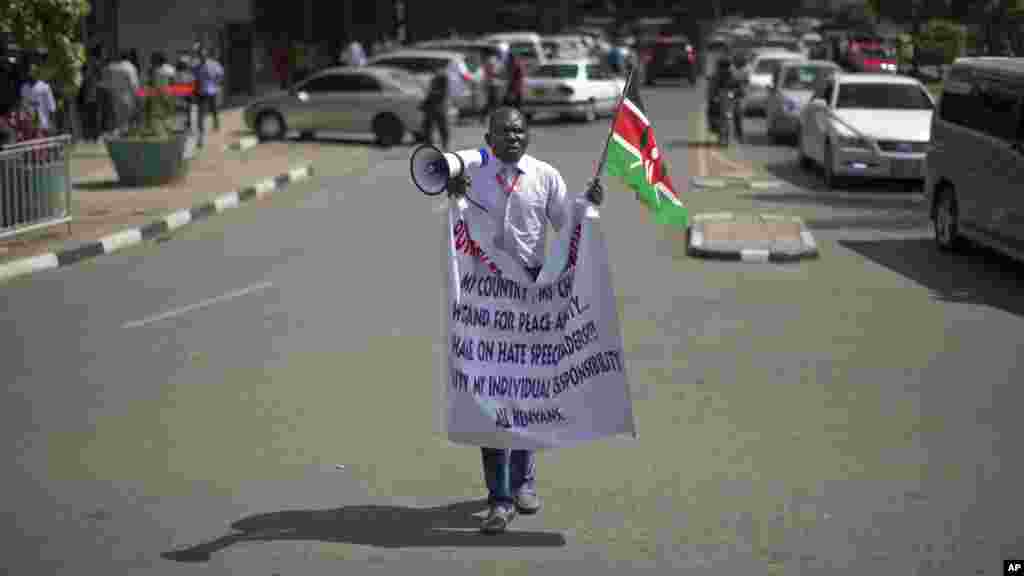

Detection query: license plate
(890, 159), (921, 178)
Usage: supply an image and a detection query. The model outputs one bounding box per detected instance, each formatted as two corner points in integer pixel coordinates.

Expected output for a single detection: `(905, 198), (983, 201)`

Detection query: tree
(0, 0), (90, 131)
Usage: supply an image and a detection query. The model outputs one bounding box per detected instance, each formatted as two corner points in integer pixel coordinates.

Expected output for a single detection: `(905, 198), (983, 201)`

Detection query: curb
(690, 176), (785, 190)
(687, 212), (819, 263)
(0, 164), (314, 283)
(223, 135), (259, 152)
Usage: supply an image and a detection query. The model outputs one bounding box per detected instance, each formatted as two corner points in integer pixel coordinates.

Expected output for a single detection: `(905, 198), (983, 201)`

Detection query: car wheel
(935, 186), (964, 252)
(372, 113), (405, 148)
(823, 140), (842, 189)
(256, 111), (286, 141)
(582, 100), (597, 122)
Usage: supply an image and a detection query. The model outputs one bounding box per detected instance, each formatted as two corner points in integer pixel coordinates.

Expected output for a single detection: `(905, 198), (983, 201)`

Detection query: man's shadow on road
(161, 499), (566, 563)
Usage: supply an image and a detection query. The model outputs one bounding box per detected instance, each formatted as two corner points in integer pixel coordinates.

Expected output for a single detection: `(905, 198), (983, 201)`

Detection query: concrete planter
(105, 131), (190, 187)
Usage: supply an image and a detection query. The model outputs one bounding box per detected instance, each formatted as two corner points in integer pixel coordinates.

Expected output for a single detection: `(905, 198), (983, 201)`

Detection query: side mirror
(297, 91), (310, 102)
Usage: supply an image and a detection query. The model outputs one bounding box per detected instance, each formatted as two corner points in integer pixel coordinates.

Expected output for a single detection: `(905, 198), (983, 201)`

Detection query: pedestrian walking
(79, 47), (103, 140)
(104, 51), (140, 133)
(174, 54), (196, 130)
(444, 106), (604, 533)
(420, 66), (450, 150)
(19, 65), (57, 133)
(150, 52), (176, 87)
(272, 40), (290, 90)
(480, 52), (501, 125)
(504, 55), (526, 110)
(193, 47), (224, 147)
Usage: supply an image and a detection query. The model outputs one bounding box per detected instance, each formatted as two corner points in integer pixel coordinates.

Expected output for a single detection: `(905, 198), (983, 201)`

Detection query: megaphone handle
(449, 153), (489, 213)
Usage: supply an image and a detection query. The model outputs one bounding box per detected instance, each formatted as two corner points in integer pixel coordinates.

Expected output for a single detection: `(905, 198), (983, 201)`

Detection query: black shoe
(480, 503), (516, 534)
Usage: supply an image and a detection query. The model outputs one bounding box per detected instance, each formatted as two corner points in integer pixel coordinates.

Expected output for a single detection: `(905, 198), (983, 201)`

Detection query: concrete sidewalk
(0, 108), (368, 266)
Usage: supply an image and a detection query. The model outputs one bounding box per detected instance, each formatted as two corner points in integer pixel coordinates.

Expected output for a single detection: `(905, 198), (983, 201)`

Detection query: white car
(798, 73), (936, 188)
(366, 49), (482, 114)
(741, 49), (804, 114)
(765, 59), (841, 141)
(521, 59), (625, 122)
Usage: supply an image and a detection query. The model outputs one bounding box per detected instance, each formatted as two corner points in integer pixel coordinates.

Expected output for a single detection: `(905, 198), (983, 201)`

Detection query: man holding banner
(445, 106), (608, 533)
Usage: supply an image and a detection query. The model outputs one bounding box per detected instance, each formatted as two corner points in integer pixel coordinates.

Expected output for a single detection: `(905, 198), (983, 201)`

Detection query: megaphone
(410, 144), (491, 196)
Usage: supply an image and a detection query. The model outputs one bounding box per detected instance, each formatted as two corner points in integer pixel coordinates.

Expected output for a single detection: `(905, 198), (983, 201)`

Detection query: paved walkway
(0, 108), (368, 264)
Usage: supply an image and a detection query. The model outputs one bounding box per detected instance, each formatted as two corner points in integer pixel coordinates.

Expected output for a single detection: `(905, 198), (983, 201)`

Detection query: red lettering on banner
(565, 223), (583, 271)
(452, 219), (502, 276)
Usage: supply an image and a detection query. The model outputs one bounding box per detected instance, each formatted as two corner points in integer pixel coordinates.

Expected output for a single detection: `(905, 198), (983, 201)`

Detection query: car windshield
(533, 64), (578, 79)
(783, 66), (833, 90)
(754, 58), (787, 75)
(836, 83), (934, 109)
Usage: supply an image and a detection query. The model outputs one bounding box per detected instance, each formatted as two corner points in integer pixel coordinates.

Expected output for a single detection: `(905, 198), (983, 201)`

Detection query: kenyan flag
(604, 75), (689, 229)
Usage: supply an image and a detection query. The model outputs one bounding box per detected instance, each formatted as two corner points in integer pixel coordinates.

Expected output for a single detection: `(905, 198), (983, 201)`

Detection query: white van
(484, 32), (547, 66)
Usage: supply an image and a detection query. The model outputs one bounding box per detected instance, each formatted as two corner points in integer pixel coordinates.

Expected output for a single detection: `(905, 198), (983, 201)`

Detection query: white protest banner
(442, 197), (637, 451)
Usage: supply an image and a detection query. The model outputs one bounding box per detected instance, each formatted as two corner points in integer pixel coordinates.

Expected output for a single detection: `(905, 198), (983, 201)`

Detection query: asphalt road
(2, 81), (1023, 575)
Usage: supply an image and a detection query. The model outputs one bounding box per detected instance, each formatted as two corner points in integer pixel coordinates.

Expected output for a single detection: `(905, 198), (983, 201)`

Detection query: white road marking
(122, 281), (274, 329)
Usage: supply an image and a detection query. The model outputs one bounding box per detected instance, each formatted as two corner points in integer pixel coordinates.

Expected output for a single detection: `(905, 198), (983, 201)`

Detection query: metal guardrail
(0, 135), (73, 240)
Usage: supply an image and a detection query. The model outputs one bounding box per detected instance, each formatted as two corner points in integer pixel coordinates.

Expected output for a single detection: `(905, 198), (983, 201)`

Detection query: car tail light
(557, 85), (574, 97)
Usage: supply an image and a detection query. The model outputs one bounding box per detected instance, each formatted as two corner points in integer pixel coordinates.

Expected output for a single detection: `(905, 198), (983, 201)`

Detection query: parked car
(740, 49), (804, 115)
(637, 34), (697, 85)
(521, 59), (625, 122)
(483, 32), (547, 66)
(243, 66), (432, 147)
(927, 58), (1024, 256)
(765, 59), (841, 141)
(409, 40), (507, 102)
(798, 73), (935, 189)
(366, 49), (483, 115)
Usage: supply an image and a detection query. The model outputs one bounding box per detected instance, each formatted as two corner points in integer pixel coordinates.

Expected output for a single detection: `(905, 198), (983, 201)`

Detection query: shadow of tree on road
(161, 499), (566, 563)
(840, 238), (1024, 317)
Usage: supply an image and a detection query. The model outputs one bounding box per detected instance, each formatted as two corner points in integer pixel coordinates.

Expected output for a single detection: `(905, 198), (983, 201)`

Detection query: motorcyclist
(706, 56), (744, 138)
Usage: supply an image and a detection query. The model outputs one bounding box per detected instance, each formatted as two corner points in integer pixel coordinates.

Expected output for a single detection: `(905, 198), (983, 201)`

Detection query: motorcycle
(708, 89), (742, 146)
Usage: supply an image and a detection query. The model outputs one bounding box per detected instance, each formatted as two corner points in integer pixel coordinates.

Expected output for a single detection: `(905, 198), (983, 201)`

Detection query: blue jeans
(481, 448), (535, 504)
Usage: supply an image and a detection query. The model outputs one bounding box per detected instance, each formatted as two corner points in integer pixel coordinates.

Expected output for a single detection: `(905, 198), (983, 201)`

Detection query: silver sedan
(244, 66), (431, 147)
(765, 60), (840, 142)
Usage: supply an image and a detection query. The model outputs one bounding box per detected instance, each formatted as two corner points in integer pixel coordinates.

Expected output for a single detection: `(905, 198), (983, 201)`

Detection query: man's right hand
(448, 173), (471, 199)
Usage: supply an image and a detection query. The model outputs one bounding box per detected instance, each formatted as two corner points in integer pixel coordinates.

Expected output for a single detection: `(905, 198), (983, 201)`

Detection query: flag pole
(593, 64), (637, 183)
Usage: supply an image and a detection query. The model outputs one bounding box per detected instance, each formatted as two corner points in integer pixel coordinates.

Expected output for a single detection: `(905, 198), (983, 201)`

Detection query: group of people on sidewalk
(77, 43), (224, 147)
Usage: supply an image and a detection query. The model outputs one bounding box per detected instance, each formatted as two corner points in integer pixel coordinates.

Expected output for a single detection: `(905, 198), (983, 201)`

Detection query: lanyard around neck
(495, 169), (521, 196)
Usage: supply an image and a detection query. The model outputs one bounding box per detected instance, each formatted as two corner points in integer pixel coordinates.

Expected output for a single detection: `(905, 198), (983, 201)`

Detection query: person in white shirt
(20, 67), (57, 132)
(446, 106), (604, 534)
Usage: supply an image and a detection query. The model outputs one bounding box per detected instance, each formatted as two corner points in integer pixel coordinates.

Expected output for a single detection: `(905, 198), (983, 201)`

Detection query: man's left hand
(585, 178), (604, 206)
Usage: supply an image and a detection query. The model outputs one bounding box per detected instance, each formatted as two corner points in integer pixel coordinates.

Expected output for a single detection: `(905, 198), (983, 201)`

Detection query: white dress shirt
(20, 80), (56, 130)
(469, 153), (570, 271)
